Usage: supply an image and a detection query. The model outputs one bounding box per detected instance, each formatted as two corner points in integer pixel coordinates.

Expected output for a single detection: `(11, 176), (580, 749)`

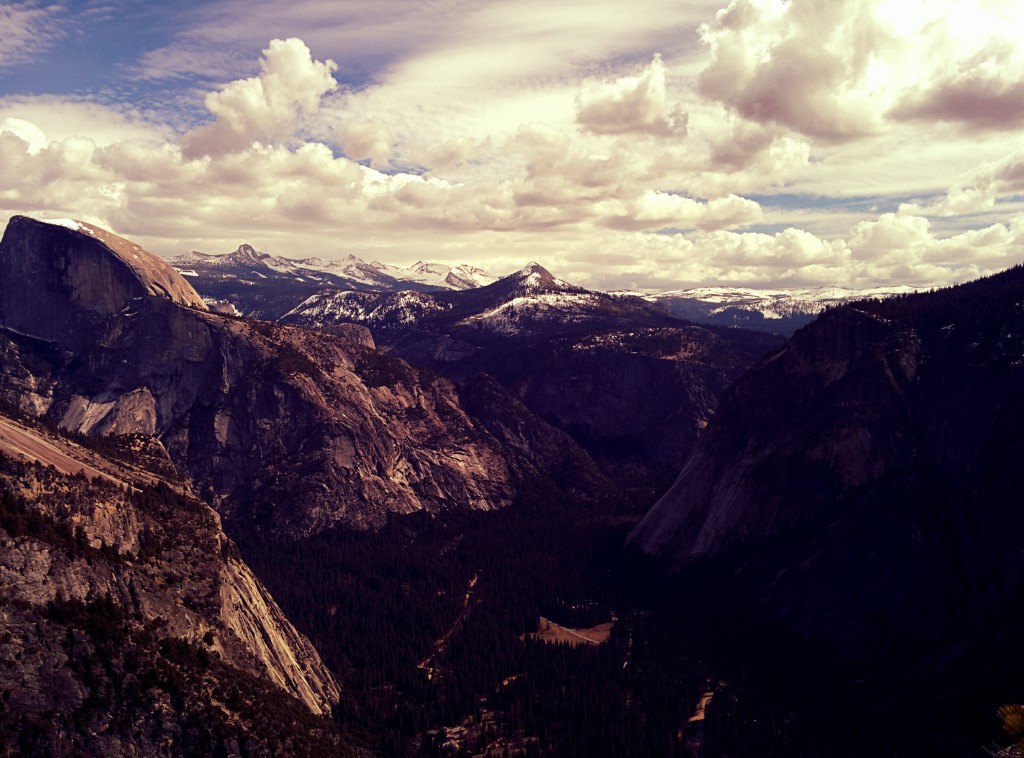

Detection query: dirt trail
(527, 617), (613, 647)
(418, 573), (479, 675)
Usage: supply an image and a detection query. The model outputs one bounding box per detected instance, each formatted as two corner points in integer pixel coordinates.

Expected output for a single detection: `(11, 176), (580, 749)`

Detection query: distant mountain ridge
(621, 284), (918, 334)
(173, 240), (918, 334)
(173, 244), (497, 291)
(169, 244), (497, 319)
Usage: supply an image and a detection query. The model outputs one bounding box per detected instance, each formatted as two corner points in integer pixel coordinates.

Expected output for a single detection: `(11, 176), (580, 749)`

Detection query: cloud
(0, 2), (63, 69)
(847, 212), (1021, 274)
(0, 118), (46, 154)
(592, 212), (1022, 290)
(890, 42), (1024, 131)
(0, 96), (173, 147)
(697, 0), (888, 141)
(697, 0), (1024, 145)
(576, 54), (687, 137)
(334, 118), (391, 166)
(900, 151), (1024, 217)
(601, 191), (762, 231)
(3, 18), (1024, 295)
(181, 38), (338, 159)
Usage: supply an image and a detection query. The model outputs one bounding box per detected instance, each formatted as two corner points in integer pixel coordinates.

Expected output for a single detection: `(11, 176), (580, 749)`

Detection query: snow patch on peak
(459, 292), (605, 334)
(42, 218), (82, 231)
(517, 261), (550, 277)
(230, 244), (265, 263)
(508, 262), (577, 292)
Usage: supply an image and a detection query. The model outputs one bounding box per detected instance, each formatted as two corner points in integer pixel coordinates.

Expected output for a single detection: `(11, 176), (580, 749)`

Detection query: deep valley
(0, 215), (1021, 757)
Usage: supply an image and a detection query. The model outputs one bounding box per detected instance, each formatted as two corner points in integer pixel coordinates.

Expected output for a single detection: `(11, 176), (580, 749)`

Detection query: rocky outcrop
(0, 216), (205, 352)
(629, 307), (921, 561)
(0, 413), (338, 713)
(0, 412), (348, 753)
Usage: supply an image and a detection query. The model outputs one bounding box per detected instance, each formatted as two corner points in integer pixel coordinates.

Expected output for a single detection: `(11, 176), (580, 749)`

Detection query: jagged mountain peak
(517, 261), (554, 280)
(227, 243), (267, 265)
(495, 261), (578, 294)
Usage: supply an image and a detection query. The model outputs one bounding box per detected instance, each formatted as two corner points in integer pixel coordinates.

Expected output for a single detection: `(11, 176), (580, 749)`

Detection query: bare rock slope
(0, 408), (346, 755)
(0, 216), (603, 533)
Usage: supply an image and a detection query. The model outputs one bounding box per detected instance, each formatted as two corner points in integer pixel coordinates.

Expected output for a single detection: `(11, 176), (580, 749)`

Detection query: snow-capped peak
(507, 262), (578, 292)
(518, 261), (551, 277)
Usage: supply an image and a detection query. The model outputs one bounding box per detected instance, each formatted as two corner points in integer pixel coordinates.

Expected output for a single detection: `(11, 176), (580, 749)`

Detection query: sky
(0, 0), (1023, 290)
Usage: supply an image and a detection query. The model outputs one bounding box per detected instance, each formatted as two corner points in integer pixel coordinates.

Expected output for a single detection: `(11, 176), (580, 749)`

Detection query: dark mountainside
(0, 217), (610, 534)
(0, 405), (348, 755)
(630, 264), (1024, 751)
(283, 262), (782, 499)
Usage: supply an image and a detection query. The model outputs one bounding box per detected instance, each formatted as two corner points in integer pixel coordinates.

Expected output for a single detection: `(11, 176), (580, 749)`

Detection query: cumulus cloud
(0, 97), (173, 147)
(603, 212), (1022, 290)
(0, 118), (46, 154)
(500, 123), (758, 233)
(697, 0), (888, 141)
(181, 38), (338, 159)
(601, 191), (762, 232)
(576, 54), (687, 137)
(696, 0), (1024, 146)
(901, 151), (1024, 217)
(890, 42), (1024, 130)
(847, 212), (1021, 274)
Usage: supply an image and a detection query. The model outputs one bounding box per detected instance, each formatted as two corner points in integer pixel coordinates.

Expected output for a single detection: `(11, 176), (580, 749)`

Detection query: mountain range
(0, 213), (1022, 755)
(628, 284), (919, 334)
(282, 260), (782, 498)
(169, 245), (496, 320)
(171, 243), (914, 335)
(0, 217), (627, 536)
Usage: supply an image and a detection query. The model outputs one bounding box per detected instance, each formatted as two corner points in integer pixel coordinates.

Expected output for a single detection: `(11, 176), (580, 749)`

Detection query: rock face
(0, 217), (206, 351)
(285, 263), (782, 499)
(0, 216), (605, 532)
(629, 265), (1024, 664)
(0, 410), (345, 754)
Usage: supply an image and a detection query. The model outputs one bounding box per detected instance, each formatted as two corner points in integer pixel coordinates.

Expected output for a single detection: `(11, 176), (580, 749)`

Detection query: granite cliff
(0, 407), (346, 755)
(0, 216), (605, 532)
